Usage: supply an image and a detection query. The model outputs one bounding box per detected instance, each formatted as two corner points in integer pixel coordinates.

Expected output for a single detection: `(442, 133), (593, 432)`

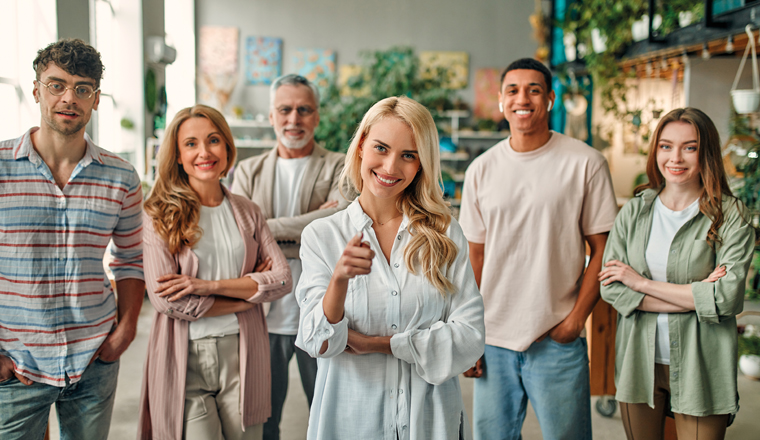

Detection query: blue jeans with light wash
(0, 358), (119, 440)
(473, 338), (592, 440)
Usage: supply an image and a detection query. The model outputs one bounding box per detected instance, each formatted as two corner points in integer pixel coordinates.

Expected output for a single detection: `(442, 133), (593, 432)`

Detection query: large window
(0, 0), (57, 140)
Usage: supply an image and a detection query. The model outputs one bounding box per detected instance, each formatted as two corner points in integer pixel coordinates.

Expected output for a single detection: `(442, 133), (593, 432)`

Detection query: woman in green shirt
(599, 107), (755, 440)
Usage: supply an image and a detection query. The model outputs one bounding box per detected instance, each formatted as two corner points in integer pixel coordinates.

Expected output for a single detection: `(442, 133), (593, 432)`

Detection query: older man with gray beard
(231, 74), (348, 440)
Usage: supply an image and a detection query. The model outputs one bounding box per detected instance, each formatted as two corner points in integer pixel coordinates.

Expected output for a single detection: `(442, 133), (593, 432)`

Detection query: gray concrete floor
(48, 298), (760, 439)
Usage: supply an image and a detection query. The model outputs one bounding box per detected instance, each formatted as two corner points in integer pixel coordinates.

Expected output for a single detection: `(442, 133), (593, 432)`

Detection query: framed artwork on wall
(198, 26), (239, 111)
(292, 48), (336, 91)
(245, 36), (282, 85)
(419, 51), (469, 89)
(474, 68), (503, 122)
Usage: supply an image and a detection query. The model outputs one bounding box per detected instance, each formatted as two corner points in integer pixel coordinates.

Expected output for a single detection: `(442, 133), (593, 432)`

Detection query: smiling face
(270, 84), (320, 155)
(498, 68), (554, 136)
(34, 63), (100, 137)
(656, 121), (702, 189)
(177, 117), (229, 192)
(359, 117), (421, 204)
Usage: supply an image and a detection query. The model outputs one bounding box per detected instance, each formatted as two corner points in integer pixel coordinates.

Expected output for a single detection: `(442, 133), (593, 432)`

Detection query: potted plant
(738, 316), (760, 380)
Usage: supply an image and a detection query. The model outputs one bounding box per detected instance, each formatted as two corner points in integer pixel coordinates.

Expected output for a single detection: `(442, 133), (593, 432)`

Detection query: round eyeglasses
(37, 79), (99, 100)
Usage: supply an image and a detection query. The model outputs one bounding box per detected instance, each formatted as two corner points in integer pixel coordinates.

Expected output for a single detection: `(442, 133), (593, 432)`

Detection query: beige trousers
(184, 334), (263, 440)
(620, 363), (729, 440)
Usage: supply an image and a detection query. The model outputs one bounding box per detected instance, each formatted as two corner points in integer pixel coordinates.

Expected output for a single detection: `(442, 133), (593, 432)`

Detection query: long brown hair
(341, 96), (458, 295)
(144, 105), (237, 254)
(635, 107), (732, 245)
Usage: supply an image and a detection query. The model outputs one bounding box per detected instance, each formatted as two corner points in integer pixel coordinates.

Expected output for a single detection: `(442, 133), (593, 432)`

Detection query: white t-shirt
(459, 132), (618, 351)
(646, 196), (700, 365)
(268, 156), (309, 335)
(188, 197), (246, 340)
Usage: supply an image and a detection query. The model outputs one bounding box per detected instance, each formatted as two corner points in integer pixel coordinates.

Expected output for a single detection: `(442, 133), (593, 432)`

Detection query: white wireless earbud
(547, 101), (553, 111)
(499, 102), (504, 112)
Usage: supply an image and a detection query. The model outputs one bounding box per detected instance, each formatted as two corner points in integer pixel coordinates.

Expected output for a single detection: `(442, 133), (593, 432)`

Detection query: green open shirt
(600, 188), (755, 416)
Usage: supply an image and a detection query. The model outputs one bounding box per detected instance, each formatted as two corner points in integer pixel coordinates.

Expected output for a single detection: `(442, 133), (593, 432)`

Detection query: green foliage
(739, 333), (760, 357)
(315, 46), (455, 152)
(734, 143), (760, 215)
(560, 0), (703, 119)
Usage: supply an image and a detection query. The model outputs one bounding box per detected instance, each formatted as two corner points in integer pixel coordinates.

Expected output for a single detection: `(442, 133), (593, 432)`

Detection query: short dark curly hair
(33, 39), (104, 87)
(500, 58), (552, 92)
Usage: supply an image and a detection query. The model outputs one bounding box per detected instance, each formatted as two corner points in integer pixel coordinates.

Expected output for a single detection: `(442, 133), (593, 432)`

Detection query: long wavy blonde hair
(144, 105), (237, 254)
(341, 96), (458, 294)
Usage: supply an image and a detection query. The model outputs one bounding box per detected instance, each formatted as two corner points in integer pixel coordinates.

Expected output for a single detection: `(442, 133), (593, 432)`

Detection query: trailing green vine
(560, 0), (703, 119)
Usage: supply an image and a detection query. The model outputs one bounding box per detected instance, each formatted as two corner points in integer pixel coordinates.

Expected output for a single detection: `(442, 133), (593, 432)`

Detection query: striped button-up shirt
(0, 127), (144, 387)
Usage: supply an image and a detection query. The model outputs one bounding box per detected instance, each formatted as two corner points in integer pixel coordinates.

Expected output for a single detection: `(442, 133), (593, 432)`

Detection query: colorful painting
(337, 64), (369, 97)
(198, 26), (238, 75)
(474, 68), (504, 122)
(198, 27), (239, 109)
(419, 51), (469, 89)
(292, 48), (336, 91)
(245, 37), (282, 85)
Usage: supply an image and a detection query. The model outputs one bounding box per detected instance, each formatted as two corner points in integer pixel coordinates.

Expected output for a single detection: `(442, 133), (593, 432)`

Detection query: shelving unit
(436, 110), (509, 213)
(227, 118), (277, 150)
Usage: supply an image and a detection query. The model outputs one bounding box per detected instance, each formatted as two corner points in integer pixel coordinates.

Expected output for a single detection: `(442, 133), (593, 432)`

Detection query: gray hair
(269, 74), (321, 109)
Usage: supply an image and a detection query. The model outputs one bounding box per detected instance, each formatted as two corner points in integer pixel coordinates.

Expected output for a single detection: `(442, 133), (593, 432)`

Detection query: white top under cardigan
(189, 197), (245, 340)
(295, 200), (485, 440)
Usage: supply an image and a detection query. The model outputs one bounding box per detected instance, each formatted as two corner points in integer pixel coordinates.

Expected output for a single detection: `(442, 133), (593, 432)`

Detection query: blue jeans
(473, 338), (591, 440)
(263, 333), (317, 440)
(0, 358), (119, 440)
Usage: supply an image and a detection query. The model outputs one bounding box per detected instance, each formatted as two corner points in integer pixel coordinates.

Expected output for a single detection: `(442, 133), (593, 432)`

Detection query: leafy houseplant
(315, 46), (456, 153)
(560, 0), (704, 119)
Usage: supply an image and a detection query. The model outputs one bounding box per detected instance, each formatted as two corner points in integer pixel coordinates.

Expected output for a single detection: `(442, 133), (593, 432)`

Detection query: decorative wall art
(337, 64), (369, 97)
(245, 36), (282, 85)
(198, 26), (239, 110)
(474, 68), (503, 122)
(419, 51), (469, 89)
(292, 48), (336, 91)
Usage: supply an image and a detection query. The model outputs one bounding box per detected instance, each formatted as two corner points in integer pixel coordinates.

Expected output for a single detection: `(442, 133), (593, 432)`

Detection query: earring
(499, 102), (504, 112)
(547, 101), (553, 111)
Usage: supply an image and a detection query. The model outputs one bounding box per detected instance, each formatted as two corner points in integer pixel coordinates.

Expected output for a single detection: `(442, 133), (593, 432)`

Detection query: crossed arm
(599, 260), (725, 313)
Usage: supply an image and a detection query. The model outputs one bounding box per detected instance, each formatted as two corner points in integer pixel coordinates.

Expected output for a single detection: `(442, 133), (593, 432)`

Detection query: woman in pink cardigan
(138, 105), (291, 440)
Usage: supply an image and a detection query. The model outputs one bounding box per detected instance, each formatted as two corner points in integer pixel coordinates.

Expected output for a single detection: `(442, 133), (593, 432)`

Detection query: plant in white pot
(738, 317), (760, 380)
(731, 25), (760, 114)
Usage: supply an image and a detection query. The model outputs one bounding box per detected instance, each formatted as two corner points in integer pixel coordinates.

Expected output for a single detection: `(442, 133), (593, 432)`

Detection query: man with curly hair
(0, 39), (144, 440)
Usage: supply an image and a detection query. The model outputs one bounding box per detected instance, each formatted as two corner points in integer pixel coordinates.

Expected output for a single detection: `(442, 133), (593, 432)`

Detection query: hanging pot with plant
(731, 25), (760, 114)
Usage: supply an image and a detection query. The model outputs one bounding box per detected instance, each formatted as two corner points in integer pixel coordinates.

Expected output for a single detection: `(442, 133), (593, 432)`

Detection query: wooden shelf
(227, 118), (271, 128)
(440, 151), (469, 161)
(234, 139), (276, 148)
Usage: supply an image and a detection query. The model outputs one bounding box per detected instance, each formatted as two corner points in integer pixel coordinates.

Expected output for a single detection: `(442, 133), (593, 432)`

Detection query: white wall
(195, 0), (537, 115)
(686, 57), (755, 145)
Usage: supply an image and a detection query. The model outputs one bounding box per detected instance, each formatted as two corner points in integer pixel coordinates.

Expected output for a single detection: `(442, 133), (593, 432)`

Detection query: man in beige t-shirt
(460, 58), (618, 440)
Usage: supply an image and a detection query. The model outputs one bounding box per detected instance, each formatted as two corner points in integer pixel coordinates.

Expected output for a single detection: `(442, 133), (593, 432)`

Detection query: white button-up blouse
(296, 200), (485, 440)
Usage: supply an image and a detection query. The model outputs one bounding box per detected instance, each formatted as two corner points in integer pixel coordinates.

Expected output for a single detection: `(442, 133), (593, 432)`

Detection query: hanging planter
(731, 25), (760, 114)
(591, 28), (607, 53)
(631, 15), (649, 42)
(563, 31), (577, 62)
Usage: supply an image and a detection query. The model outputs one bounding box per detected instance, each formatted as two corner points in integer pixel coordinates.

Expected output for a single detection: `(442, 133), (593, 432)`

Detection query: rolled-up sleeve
(110, 172), (144, 281)
(142, 212), (215, 321)
(390, 222), (485, 386)
(295, 223), (349, 358)
(243, 208), (292, 303)
(600, 201), (646, 317)
(692, 204), (755, 324)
